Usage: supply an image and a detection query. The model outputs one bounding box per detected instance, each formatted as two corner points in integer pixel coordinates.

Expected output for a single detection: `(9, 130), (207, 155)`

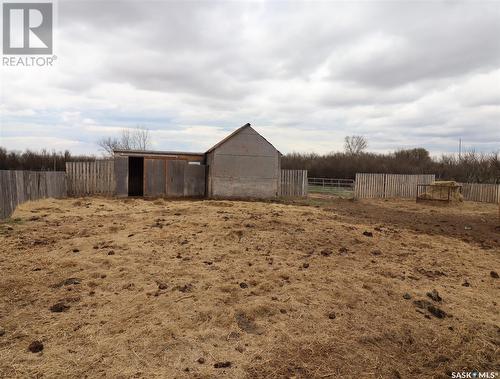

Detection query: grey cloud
(58, 1), (500, 97)
(330, 3), (500, 88)
(3, 1), (499, 154)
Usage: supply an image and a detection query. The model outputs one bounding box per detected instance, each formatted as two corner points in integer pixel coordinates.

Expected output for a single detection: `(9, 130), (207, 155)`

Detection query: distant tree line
(2, 132), (499, 183)
(0, 147), (94, 171)
(282, 148), (500, 183)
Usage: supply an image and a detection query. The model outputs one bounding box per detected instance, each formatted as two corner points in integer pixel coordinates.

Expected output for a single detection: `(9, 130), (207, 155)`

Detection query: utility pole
(458, 138), (462, 161)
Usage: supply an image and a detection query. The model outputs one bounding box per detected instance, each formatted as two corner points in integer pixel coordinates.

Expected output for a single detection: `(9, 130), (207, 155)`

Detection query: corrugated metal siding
(184, 164), (205, 197)
(114, 157), (128, 197)
(144, 159), (166, 197)
(166, 160), (186, 196)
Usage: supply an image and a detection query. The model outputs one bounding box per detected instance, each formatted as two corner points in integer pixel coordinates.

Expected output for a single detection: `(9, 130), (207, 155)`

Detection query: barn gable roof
(205, 123), (281, 155)
(112, 123), (281, 157)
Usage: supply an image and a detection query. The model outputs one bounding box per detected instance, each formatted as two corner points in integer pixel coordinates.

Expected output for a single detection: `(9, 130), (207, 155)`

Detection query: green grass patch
(308, 185), (354, 198)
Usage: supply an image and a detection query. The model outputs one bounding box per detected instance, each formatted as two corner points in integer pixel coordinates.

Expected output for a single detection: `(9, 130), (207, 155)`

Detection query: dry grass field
(0, 196), (499, 378)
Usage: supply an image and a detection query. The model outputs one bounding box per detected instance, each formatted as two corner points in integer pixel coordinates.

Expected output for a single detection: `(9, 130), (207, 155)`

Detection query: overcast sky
(1, 0), (499, 156)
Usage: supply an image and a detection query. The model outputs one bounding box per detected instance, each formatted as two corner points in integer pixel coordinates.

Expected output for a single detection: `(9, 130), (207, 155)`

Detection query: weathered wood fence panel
(354, 173), (435, 199)
(355, 174), (499, 203)
(354, 173), (385, 199)
(385, 174), (435, 198)
(66, 160), (115, 196)
(0, 170), (66, 219)
(279, 169), (308, 197)
(459, 183), (500, 203)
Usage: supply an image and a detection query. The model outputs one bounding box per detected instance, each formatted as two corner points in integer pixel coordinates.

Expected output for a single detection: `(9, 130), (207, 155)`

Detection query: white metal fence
(308, 177), (354, 196)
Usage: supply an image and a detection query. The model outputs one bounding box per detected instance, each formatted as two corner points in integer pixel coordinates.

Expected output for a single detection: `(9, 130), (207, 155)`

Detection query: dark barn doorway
(128, 157), (144, 196)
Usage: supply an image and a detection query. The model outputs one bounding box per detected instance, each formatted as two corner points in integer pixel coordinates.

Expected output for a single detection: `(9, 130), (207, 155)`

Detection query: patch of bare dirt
(300, 194), (500, 249)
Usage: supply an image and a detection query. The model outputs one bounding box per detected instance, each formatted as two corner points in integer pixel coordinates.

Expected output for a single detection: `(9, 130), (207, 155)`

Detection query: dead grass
(0, 196), (499, 378)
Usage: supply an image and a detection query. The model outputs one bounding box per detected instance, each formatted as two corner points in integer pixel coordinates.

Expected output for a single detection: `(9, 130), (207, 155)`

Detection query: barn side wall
(207, 127), (280, 198)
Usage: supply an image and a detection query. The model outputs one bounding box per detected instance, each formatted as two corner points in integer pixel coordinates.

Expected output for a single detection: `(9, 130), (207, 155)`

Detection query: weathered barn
(112, 123), (282, 199)
(205, 123), (281, 198)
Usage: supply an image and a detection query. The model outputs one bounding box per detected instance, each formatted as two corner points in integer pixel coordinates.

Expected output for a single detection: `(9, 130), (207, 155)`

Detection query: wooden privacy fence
(354, 173), (435, 199)
(66, 160), (115, 196)
(66, 162), (309, 198)
(0, 170), (66, 219)
(459, 183), (500, 203)
(68, 159), (205, 198)
(280, 169), (308, 197)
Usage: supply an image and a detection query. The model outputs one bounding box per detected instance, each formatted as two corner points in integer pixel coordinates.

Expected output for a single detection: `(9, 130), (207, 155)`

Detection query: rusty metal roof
(113, 149), (205, 157)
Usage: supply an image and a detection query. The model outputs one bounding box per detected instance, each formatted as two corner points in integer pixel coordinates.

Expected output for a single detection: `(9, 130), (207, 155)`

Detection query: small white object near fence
(280, 169), (308, 197)
(354, 173), (435, 199)
(66, 160), (115, 196)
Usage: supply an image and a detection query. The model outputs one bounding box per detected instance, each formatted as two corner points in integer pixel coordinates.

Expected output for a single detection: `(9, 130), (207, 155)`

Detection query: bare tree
(132, 127), (151, 150)
(344, 135), (368, 155)
(97, 136), (120, 155)
(120, 129), (132, 150)
(97, 127), (151, 156)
